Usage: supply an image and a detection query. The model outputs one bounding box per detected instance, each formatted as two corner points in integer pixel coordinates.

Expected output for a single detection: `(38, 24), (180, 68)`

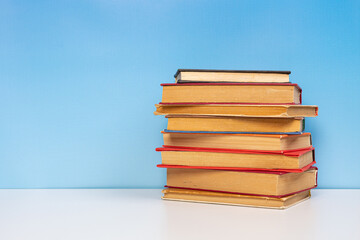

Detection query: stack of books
(155, 69), (318, 209)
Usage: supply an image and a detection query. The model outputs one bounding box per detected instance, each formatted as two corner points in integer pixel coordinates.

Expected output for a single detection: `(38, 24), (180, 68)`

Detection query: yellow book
(162, 132), (312, 151)
(166, 167), (318, 197)
(155, 104), (318, 118)
(158, 146), (314, 169)
(166, 115), (304, 134)
(174, 69), (290, 83)
(162, 188), (311, 209)
(161, 83), (301, 104)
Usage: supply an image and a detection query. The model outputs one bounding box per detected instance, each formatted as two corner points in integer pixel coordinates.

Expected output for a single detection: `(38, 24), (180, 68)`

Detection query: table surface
(0, 189), (359, 240)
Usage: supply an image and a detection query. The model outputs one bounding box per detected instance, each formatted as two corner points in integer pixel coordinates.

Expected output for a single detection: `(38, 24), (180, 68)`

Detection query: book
(174, 69), (290, 83)
(161, 83), (301, 104)
(156, 146), (315, 170)
(158, 163), (315, 173)
(162, 188), (311, 209)
(155, 103), (318, 118)
(162, 132), (312, 151)
(166, 167), (318, 197)
(166, 115), (304, 134)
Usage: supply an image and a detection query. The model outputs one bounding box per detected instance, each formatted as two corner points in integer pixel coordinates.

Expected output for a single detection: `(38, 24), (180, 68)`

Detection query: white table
(0, 189), (359, 240)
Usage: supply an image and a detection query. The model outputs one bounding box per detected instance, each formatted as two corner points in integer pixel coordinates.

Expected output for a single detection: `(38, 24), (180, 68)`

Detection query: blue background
(1, 0), (359, 188)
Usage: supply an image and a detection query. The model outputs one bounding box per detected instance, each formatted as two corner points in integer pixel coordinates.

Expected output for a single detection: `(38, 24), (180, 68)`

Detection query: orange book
(161, 131), (312, 151)
(165, 167), (318, 197)
(161, 83), (302, 104)
(156, 146), (315, 170)
(165, 115), (304, 134)
(162, 188), (311, 209)
(155, 103), (317, 118)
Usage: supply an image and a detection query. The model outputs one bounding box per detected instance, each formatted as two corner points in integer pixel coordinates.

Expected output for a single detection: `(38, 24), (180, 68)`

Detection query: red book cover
(156, 145), (314, 156)
(157, 161), (316, 173)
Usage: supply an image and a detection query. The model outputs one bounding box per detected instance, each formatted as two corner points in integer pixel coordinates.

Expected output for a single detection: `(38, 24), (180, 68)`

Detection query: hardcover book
(166, 115), (305, 134)
(162, 188), (311, 209)
(162, 131), (312, 151)
(165, 167), (318, 197)
(155, 103), (318, 118)
(161, 83), (302, 104)
(156, 146), (315, 170)
(174, 69), (291, 83)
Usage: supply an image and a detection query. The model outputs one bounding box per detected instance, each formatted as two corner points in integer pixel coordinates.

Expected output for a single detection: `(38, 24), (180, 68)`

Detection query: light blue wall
(1, 0), (359, 188)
